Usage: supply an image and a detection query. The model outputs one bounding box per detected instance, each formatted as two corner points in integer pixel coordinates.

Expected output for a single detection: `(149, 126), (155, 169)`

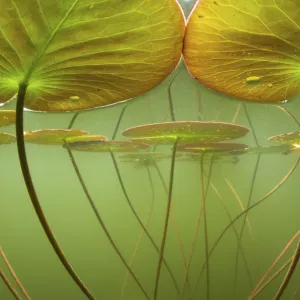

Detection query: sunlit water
(0, 1), (300, 300)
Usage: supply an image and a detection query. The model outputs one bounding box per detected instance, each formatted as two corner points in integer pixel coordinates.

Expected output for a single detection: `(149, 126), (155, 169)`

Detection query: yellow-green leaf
(0, 0), (184, 111)
(0, 110), (16, 127)
(183, 0), (300, 102)
(123, 121), (249, 142)
(24, 129), (88, 145)
(0, 132), (16, 144)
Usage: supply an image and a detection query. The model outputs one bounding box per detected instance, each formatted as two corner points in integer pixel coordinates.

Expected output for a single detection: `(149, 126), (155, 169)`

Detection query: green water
(1, 1), (300, 299)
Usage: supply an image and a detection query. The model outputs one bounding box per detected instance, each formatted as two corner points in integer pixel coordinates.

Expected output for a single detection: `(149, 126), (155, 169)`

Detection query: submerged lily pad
(123, 121), (249, 142)
(0, 132), (16, 144)
(0, 110), (16, 127)
(119, 152), (169, 166)
(268, 131), (300, 145)
(0, 0), (184, 111)
(246, 144), (292, 155)
(65, 139), (149, 152)
(24, 129), (88, 145)
(178, 142), (248, 155)
(183, 0), (300, 102)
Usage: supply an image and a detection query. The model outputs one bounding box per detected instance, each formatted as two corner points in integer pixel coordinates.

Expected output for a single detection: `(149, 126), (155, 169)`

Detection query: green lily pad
(64, 139), (149, 152)
(177, 142), (248, 155)
(24, 129), (88, 145)
(122, 121), (249, 142)
(0, 110), (16, 127)
(183, 0), (300, 102)
(268, 131), (300, 145)
(0, 0), (184, 111)
(0, 132), (16, 144)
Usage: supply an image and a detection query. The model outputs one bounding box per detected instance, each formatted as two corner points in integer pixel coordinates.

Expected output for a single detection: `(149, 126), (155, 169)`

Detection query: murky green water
(1, 1), (300, 299)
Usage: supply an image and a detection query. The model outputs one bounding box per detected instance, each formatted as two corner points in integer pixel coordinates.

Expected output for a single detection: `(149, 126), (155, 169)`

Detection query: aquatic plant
(183, 0), (300, 102)
(0, 1), (184, 297)
(122, 120), (249, 299)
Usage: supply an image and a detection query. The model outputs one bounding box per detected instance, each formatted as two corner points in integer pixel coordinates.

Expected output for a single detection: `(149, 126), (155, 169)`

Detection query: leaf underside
(0, 0), (184, 111)
(183, 0), (300, 102)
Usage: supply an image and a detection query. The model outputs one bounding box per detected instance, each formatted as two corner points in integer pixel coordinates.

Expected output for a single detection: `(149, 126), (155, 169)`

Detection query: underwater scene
(0, 0), (299, 299)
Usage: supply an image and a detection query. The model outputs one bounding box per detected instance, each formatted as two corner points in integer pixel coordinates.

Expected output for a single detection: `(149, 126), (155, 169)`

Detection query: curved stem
(0, 246), (31, 300)
(276, 105), (300, 129)
(208, 180), (254, 292)
(68, 112), (80, 129)
(273, 238), (300, 300)
(168, 72), (179, 122)
(232, 102), (241, 124)
(16, 83), (95, 300)
(180, 156), (213, 299)
(153, 138), (178, 300)
(192, 157), (300, 296)
(64, 142), (149, 299)
(153, 162), (191, 296)
(121, 165), (155, 299)
(110, 151), (180, 295)
(112, 102), (130, 140)
(249, 257), (293, 299)
(250, 231), (300, 298)
(233, 153), (261, 298)
(201, 155), (213, 300)
(0, 268), (22, 300)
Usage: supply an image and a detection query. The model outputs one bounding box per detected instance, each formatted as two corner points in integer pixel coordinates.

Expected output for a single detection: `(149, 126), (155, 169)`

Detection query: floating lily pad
(65, 139), (149, 152)
(123, 121), (249, 142)
(0, 110), (16, 127)
(0, 132), (16, 144)
(183, 0), (300, 102)
(0, 0), (184, 111)
(268, 131), (300, 145)
(178, 142), (248, 155)
(24, 129), (89, 145)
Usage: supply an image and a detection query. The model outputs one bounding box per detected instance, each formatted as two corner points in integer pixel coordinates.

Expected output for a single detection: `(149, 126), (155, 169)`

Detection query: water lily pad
(24, 129), (88, 145)
(123, 121), (249, 142)
(268, 131), (300, 145)
(183, 0), (300, 102)
(0, 110), (16, 127)
(178, 142), (248, 155)
(65, 139), (149, 152)
(0, 132), (16, 144)
(0, 0), (184, 111)
(118, 152), (170, 167)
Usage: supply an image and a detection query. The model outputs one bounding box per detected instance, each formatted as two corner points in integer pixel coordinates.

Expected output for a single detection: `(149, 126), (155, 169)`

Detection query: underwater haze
(0, 1), (300, 300)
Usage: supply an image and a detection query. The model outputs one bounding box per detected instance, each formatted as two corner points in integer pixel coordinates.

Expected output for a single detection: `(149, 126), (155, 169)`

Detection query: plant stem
(68, 112), (79, 129)
(121, 165), (155, 299)
(64, 142), (149, 299)
(0, 268), (22, 300)
(0, 246), (31, 300)
(153, 138), (178, 299)
(112, 102), (130, 140)
(273, 238), (300, 300)
(15, 83), (95, 300)
(192, 157), (300, 295)
(168, 72), (179, 122)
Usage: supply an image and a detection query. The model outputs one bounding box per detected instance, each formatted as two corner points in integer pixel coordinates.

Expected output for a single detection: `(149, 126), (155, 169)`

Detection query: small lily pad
(122, 121), (249, 142)
(0, 110), (16, 127)
(268, 132), (300, 145)
(177, 142), (248, 155)
(24, 129), (89, 145)
(64, 139), (149, 152)
(0, 132), (16, 144)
